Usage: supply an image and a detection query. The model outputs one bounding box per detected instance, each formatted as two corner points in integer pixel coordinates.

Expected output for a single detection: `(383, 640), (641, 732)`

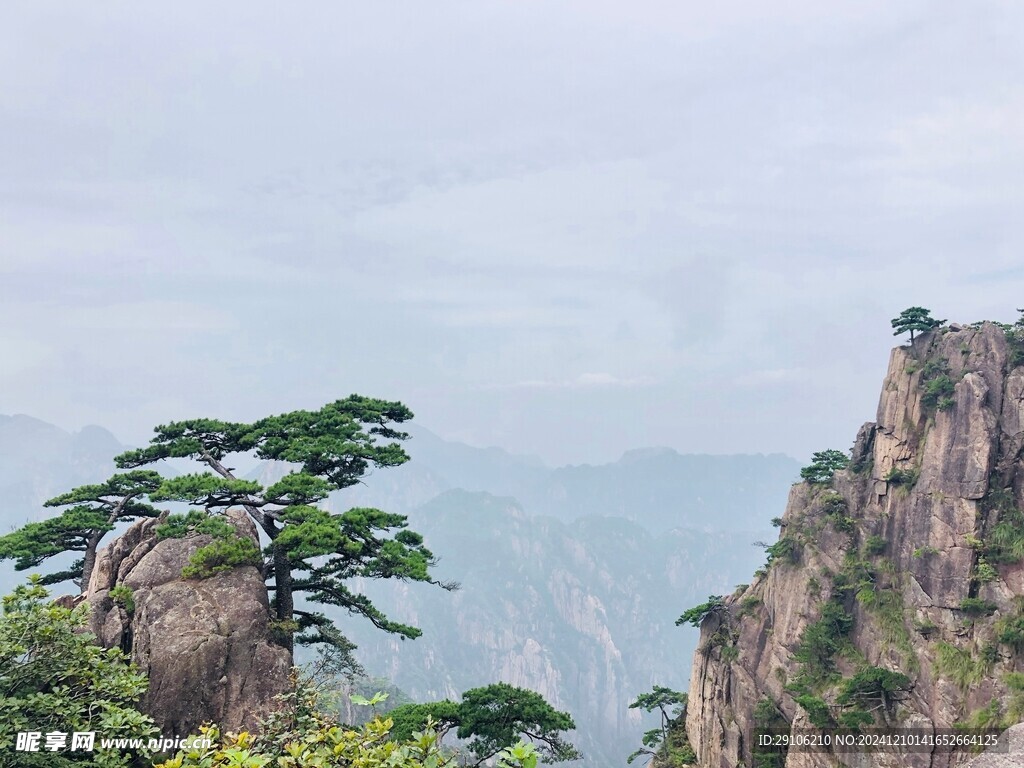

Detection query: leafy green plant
(974, 557), (998, 584)
(838, 708), (873, 729)
(958, 700), (1004, 731)
(819, 491), (855, 532)
(1007, 672), (1024, 722)
(0, 578), (158, 766)
(913, 545), (940, 558)
(109, 584), (135, 614)
(390, 683), (581, 765)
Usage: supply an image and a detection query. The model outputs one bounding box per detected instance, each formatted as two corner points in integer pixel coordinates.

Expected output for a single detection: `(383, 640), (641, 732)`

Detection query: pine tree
(113, 395), (455, 659)
(890, 306), (945, 341)
(0, 470), (162, 590)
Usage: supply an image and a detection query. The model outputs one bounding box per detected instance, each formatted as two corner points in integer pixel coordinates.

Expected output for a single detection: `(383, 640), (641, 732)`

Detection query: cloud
(505, 372), (655, 390)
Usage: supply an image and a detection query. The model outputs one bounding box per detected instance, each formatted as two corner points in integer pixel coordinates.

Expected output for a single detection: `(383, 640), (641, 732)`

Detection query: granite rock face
(685, 323), (1024, 768)
(85, 509), (291, 736)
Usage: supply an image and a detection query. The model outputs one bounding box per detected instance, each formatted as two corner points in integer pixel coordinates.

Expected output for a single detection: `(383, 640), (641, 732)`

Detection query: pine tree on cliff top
(3, 395), (454, 662)
(891, 306), (945, 341)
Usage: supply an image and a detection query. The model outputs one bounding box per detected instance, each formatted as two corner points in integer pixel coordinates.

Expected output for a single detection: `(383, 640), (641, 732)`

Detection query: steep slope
(339, 489), (770, 767)
(684, 322), (1024, 768)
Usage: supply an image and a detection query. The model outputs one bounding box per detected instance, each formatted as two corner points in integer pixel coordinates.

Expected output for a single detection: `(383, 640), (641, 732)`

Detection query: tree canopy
(387, 683), (581, 765)
(799, 450), (849, 485)
(675, 595), (725, 628)
(1, 395), (454, 665)
(891, 306), (945, 341)
(0, 471), (162, 590)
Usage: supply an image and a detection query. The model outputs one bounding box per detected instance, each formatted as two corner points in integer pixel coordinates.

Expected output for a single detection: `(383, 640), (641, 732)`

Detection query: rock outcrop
(684, 323), (1024, 767)
(84, 508), (292, 736)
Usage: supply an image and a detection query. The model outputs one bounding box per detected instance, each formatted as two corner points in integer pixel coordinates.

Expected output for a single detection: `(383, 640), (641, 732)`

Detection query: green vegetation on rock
(627, 685), (689, 766)
(387, 682), (581, 765)
(891, 306), (945, 342)
(799, 450), (849, 485)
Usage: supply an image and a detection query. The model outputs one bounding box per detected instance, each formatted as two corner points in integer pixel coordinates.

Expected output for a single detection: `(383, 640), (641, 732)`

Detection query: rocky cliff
(684, 322), (1024, 768)
(340, 489), (772, 766)
(82, 509), (291, 736)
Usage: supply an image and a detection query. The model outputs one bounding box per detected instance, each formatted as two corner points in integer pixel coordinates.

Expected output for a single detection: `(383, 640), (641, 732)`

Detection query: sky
(1, 1), (1023, 467)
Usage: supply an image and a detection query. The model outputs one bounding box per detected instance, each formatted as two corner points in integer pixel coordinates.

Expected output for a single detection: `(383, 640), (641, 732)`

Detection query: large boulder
(84, 509), (292, 736)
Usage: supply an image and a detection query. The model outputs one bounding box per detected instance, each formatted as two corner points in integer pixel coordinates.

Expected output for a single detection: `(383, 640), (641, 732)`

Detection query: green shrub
(739, 595), (763, 617)
(959, 700), (1004, 730)
(791, 601), (854, 686)
(996, 615), (1024, 652)
(838, 708), (873, 729)
(884, 467), (919, 486)
(935, 642), (986, 690)
(863, 535), (887, 556)
(913, 545), (940, 558)
(182, 535), (263, 579)
(836, 667), (911, 714)
(958, 598), (997, 617)
(922, 374), (956, 408)
(109, 584), (135, 614)
(987, 515), (1024, 564)
(765, 536), (801, 567)
(0, 579), (158, 766)
(1007, 672), (1024, 722)
(793, 695), (831, 728)
(974, 558), (998, 583)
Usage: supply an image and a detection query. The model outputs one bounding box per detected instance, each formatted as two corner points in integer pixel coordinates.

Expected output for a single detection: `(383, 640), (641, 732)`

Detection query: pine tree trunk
(272, 542), (294, 654)
(80, 533), (102, 593)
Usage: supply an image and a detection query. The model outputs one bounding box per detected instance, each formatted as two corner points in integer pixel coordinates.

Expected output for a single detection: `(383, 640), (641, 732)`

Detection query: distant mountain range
(0, 413), (800, 766)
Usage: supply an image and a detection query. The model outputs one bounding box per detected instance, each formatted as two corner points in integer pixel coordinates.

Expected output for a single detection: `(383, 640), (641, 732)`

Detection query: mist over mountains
(0, 413), (799, 765)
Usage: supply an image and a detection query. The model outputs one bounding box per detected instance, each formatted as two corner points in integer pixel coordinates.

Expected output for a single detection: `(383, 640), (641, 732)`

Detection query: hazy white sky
(2, 2), (1023, 465)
